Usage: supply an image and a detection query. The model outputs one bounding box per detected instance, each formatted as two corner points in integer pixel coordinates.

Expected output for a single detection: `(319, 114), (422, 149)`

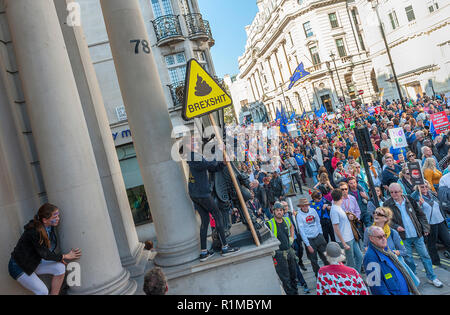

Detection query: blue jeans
(312, 171), (318, 185)
(403, 237), (436, 281)
(340, 239), (363, 273)
(262, 207), (273, 220)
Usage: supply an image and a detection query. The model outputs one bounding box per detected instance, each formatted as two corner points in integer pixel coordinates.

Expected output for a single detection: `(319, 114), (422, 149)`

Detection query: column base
(69, 269), (136, 295)
(153, 236), (200, 268)
(146, 236), (282, 295)
(122, 242), (153, 279)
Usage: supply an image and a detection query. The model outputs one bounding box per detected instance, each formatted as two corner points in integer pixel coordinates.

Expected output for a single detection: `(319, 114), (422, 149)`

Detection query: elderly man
(295, 198), (329, 277)
(384, 183), (443, 288)
(421, 146), (442, 172)
(364, 226), (420, 295)
(411, 184), (450, 267)
(412, 131), (425, 159)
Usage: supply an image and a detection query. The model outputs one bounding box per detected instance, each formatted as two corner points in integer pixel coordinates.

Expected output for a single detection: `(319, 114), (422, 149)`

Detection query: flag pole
(279, 82), (288, 113)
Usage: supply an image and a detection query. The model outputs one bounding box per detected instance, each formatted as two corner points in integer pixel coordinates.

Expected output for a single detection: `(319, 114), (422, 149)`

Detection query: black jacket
(11, 220), (62, 276)
(384, 196), (430, 240)
(187, 152), (224, 198)
(270, 176), (284, 199)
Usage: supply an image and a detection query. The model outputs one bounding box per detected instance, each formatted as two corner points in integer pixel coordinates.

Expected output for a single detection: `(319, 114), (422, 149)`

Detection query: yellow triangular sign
(182, 59), (232, 121)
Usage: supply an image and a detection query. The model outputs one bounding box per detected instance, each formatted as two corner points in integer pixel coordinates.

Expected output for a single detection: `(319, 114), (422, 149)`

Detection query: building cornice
(239, 0), (346, 78)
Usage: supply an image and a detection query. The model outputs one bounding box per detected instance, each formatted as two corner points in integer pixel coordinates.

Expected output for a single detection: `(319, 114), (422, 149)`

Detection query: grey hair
(421, 146), (430, 155)
(389, 182), (402, 192)
(367, 225), (384, 237)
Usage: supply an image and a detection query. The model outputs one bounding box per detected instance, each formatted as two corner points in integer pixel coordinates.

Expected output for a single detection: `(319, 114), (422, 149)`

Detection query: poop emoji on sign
(194, 74), (212, 97)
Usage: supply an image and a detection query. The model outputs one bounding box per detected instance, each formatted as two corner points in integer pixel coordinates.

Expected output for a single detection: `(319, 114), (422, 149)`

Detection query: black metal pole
(355, 127), (380, 208)
(332, 56), (347, 106)
(373, 3), (406, 111)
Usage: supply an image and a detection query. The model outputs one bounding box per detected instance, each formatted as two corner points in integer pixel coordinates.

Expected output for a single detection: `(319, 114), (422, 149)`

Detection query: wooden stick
(208, 113), (261, 247)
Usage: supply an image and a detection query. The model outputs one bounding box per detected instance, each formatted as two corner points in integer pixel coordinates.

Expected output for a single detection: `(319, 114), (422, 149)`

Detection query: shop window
(116, 144), (152, 226)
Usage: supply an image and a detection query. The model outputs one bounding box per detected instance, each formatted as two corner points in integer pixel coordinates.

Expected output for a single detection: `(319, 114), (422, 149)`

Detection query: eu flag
(280, 106), (289, 134)
(288, 62), (310, 90)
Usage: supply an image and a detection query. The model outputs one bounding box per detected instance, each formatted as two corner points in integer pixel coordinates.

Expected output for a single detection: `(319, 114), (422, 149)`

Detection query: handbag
(398, 256), (421, 287)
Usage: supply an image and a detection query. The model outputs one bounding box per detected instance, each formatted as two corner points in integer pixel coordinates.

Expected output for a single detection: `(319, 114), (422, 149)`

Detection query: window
(116, 144), (153, 226)
(428, 1), (439, 13)
(405, 5), (416, 22)
(335, 38), (347, 57)
(351, 8), (359, 25)
(151, 0), (174, 18)
(310, 46), (321, 65)
(165, 52), (186, 83)
(329, 13), (339, 28)
(303, 21), (313, 38)
(388, 11), (399, 30)
(358, 32), (366, 51)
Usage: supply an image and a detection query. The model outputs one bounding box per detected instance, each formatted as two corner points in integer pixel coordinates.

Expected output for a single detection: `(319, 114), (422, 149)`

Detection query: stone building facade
(76, 0), (217, 240)
(235, 0), (377, 119)
(357, 0), (450, 100)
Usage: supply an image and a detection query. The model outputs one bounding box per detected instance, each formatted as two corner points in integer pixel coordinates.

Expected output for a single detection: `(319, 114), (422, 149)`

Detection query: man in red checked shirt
(316, 242), (369, 295)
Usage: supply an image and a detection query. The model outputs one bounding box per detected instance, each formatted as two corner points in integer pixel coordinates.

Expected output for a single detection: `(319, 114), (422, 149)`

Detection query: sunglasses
(372, 234), (388, 240)
(374, 211), (387, 217)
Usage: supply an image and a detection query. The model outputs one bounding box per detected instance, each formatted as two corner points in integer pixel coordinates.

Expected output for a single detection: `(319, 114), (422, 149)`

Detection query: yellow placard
(182, 59), (232, 121)
(384, 273), (393, 280)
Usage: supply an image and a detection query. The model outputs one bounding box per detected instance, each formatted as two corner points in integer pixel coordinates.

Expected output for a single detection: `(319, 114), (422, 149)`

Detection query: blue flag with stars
(288, 62), (310, 90)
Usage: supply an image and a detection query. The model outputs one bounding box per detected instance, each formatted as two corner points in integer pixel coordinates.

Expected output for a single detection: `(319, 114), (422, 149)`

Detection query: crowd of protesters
(232, 93), (450, 295)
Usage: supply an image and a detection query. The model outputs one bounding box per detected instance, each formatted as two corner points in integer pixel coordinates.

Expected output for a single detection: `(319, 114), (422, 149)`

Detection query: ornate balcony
(152, 15), (185, 47)
(203, 20), (215, 47)
(168, 80), (185, 107)
(184, 13), (214, 44)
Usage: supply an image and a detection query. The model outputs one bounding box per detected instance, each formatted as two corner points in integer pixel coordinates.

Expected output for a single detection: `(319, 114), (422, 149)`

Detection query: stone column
(99, 0), (200, 267)
(53, 0), (145, 277)
(6, 0), (135, 294)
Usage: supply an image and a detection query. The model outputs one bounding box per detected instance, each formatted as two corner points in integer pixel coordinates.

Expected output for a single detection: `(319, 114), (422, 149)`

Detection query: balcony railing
(152, 15), (184, 46)
(184, 13), (213, 43)
(203, 20), (214, 46)
(168, 80), (185, 107)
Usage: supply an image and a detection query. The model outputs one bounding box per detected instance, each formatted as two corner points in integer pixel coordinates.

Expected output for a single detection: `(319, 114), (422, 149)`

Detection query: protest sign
(430, 112), (449, 134)
(389, 128), (408, 149)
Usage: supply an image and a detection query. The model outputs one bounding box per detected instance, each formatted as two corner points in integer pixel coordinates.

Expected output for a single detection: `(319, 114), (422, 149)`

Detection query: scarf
(373, 223), (391, 240)
(372, 245), (421, 295)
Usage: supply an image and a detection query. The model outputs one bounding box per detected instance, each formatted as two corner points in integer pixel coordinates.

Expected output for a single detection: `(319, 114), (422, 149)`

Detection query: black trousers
(306, 234), (329, 277)
(191, 196), (228, 250)
(320, 218), (336, 243)
(274, 250), (298, 295)
(291, 172), (304, 194)
(425, 221), (450, 266)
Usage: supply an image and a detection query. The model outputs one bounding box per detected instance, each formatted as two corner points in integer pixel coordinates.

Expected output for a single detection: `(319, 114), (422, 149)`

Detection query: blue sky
(198, 0), (258, 78)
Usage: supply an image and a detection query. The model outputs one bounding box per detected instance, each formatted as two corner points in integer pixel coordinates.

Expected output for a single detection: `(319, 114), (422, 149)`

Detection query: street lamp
(370, 0), (406, 110)
(326, 61), (340, 110)
(330, 51), (347, 107)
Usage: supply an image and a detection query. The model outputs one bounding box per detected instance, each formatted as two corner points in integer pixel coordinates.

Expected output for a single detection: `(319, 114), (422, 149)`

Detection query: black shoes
(199, 250), (215, 262)
(221, 245), (240, 257)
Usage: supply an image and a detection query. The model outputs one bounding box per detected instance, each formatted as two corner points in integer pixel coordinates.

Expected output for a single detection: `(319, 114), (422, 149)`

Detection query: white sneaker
(428, 278), (444, 288)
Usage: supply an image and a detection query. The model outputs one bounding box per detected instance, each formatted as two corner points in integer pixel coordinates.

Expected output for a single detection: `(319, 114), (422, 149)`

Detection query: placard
(430, 112), (449, 134)
(280, 170), (296, 197)
(389, 128), (408, 149)
(407, 162), (424, 186)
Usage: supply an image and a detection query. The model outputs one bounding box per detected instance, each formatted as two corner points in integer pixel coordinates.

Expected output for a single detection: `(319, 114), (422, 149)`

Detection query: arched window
(294, 92), (304, 113)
